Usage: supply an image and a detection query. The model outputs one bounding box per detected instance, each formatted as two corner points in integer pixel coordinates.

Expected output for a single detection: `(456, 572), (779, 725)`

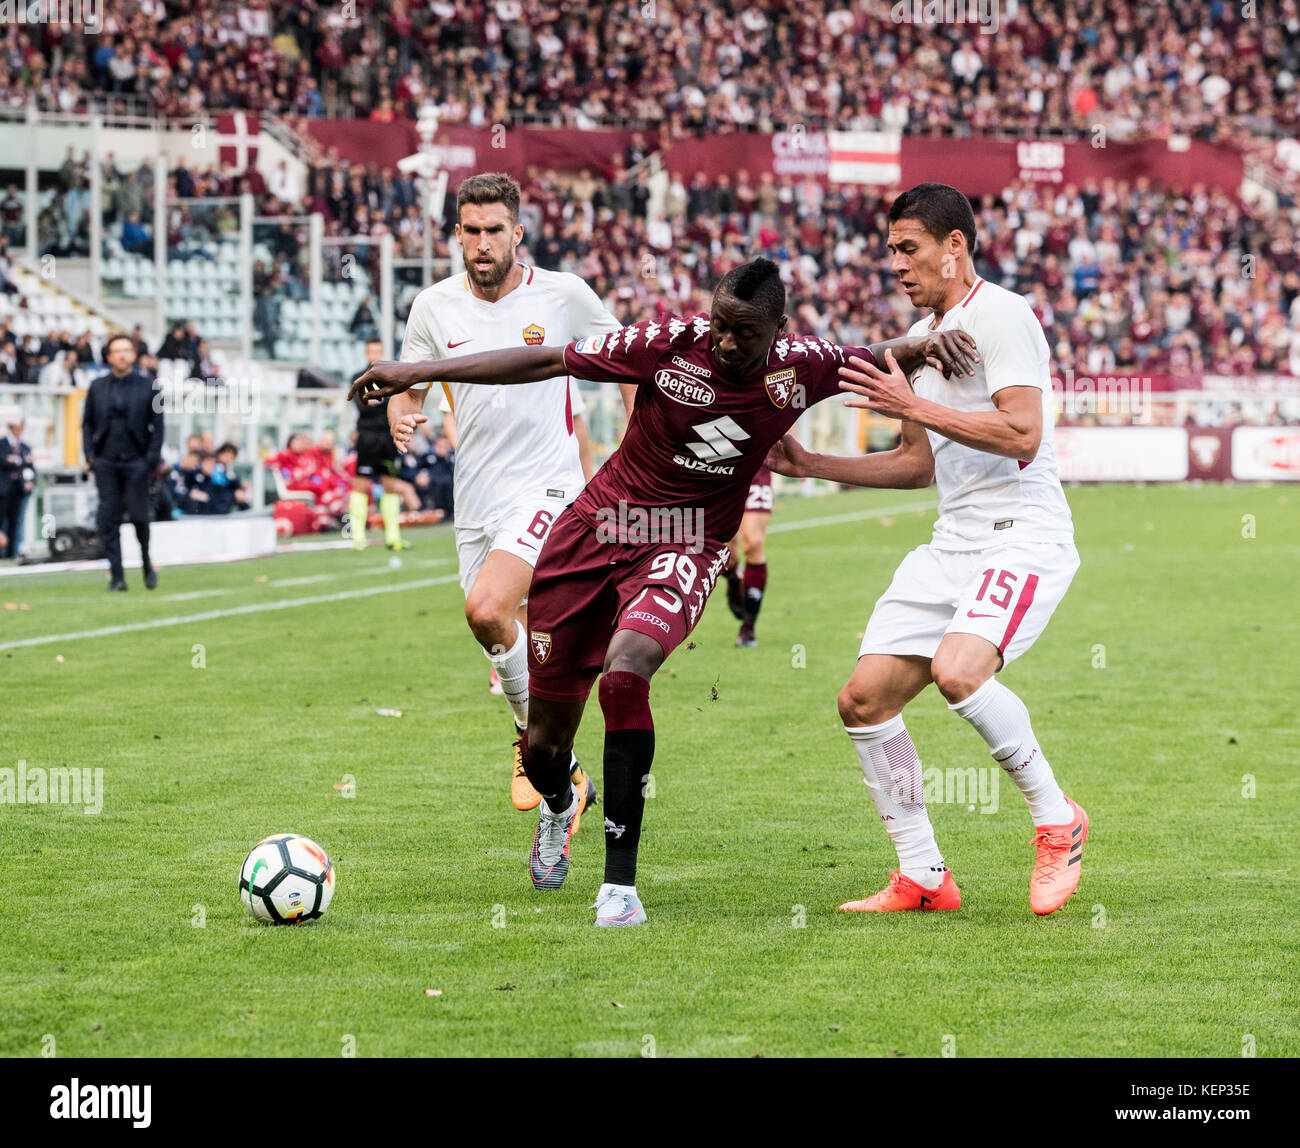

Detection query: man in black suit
(82, 333), (164, 590)
(0, 413), (36, 559)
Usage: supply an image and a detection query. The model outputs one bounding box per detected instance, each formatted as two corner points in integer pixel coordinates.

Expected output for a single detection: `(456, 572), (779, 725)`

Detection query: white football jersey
(908, 277), (1074, 550)
(403, 263), (621, 528)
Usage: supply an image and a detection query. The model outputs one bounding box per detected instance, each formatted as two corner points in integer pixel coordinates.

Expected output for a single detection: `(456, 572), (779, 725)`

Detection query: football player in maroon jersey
(722, 464), (774, 646)
(353, 259), (976, 927)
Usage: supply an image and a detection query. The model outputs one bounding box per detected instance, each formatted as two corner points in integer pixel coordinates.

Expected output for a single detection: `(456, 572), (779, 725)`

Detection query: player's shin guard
(521, 735), (573, 814)
(379, 491), (401, 547)
(741, 562), (767, 624)
(949, 678), (1070, 826)
(349, 491), (368, 547)
(845, 716), (946, 889)
(598, 670), (654, 888)
(486, 620), (530, 730)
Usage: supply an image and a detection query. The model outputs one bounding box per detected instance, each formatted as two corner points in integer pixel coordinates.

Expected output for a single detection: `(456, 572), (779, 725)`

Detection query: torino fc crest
(523, 323), (545, 345)
(530, 630), (552, 663)
(764, 367), (796, 408)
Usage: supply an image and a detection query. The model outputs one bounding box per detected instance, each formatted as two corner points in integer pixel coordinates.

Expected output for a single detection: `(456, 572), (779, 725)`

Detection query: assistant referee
(349, 338), (408, 551)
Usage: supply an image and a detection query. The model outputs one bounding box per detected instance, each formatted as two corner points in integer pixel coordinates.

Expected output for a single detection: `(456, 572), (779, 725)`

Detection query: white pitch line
(767, 499), (937, 534)
(159, 588), (235, 602)
(355, 558), (451, 575)
(268, 573), (337, 587)
(0, 575), (461, 651)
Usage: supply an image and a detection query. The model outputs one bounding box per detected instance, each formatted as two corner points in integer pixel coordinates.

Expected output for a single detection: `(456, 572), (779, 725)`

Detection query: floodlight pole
(399, 103), (448, 290)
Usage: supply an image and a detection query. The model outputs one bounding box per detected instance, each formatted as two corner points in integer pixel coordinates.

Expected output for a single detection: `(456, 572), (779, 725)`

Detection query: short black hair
(104, 333), (135, 354)
(889, 183), (978, 255)
(456, 172), (521, 224)
(715, 257), (785, 321)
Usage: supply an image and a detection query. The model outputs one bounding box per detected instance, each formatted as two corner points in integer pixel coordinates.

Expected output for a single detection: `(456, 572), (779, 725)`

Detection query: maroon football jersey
(561, 313), (875, 544)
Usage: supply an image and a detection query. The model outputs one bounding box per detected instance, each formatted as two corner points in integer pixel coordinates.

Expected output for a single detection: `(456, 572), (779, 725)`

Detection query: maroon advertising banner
(303, 122), (1244, 198)
(302, 120), (635, 178)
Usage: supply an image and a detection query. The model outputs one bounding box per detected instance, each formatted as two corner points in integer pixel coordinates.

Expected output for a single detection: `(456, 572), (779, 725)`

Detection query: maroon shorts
(526, 504), (731, 702)
(744, 465), (773, 515)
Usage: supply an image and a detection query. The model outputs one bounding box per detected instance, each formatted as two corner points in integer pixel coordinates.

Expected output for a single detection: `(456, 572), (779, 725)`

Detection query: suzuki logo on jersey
(522, 323), (545, 346)
(674, 416), (750, 474)
(655, 369), (716, 407)
(764, 367), (796, 408)
(530, 630), (552, 664)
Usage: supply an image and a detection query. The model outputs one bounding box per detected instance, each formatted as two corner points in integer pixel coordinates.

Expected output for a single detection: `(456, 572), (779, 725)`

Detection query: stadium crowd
(1, 1), (1297, 143)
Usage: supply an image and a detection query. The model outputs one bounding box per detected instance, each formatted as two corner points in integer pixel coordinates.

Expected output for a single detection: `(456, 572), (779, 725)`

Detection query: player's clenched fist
(390, 412), (429, 452)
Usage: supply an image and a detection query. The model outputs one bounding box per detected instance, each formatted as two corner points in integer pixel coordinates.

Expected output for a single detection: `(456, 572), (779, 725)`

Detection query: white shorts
(860, 541), (1079, 667)
(455, 495), (571, 599)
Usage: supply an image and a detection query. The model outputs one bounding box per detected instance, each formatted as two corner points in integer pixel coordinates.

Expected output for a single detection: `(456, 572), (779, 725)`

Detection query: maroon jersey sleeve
(562, 314), (701, 384)
(768, 337), (876, 407)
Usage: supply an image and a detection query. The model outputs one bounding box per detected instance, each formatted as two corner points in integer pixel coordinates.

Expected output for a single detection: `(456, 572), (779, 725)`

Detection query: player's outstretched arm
(867, 330), (979, 380)
(765, 419), (934, 490)
(350, 346), (569, 402)
(840, 349), (1041, 462)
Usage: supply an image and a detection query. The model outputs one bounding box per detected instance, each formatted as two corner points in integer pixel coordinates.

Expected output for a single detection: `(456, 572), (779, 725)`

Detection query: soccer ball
(239, 834), (336, 924)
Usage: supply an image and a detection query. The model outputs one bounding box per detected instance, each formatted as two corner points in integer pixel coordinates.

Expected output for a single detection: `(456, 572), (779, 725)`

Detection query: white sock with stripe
(486, 621), (529, 730)
(845, 717), (946, 890)
(949, 678), (1070, 826)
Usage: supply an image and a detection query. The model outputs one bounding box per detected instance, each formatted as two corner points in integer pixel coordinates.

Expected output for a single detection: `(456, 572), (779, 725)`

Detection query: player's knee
(930, 657), (989, 705)
(464, 595), (506, 642)
(837, 681), (892, 727)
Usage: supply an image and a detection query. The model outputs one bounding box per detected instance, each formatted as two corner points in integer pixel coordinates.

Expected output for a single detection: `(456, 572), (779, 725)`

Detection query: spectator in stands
(190, 337), (220, 382)
(121, 211), (150, 254)
(157, 323), (191, 361)
(37, 350), (78, 389)
(0, 186), (22, 247)
(349, 295), (378, 341)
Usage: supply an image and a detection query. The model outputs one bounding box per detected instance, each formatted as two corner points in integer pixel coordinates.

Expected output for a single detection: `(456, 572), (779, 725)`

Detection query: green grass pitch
(1, 483), (1296, 1058)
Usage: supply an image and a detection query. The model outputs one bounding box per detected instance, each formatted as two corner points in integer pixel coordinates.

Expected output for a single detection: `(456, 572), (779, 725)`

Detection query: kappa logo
(530, 630), (552, 664)
(604, 817), (627, 839)
(522, 323), (545, 346)
(670, 354), (711, 378)
(764, 367), (796, 408)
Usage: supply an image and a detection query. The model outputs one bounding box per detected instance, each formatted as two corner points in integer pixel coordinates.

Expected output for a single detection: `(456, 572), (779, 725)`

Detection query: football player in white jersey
(387, 172), (633, 821)
(767, 183), (1088, 916)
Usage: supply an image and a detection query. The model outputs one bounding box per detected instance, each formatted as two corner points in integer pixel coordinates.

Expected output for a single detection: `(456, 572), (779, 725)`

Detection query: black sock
(522, 737), (572, 813)
(602, 730), (654, 886)
(741, 562), (767, 624)
(135, 522), (151, 568)
(598, 670), (656, 887)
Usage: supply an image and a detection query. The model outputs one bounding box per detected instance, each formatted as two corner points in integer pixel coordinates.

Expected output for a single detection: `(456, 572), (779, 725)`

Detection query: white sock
(597, 882), (636, 900)
(486, 620), (529, 730)
(542, 783), (576, 818)
(845, 716), (945, 889)
(949, 678), (1070, 826)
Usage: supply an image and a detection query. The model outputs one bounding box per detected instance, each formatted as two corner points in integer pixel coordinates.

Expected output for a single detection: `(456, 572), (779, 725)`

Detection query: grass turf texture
(0, 484), (1296, 1058)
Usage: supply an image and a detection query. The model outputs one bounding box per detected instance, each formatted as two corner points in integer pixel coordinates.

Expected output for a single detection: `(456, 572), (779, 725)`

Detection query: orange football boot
(510, 734), (542, 811)
(839, 869), (961, 912)
(1029, 796), (1089, 915)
